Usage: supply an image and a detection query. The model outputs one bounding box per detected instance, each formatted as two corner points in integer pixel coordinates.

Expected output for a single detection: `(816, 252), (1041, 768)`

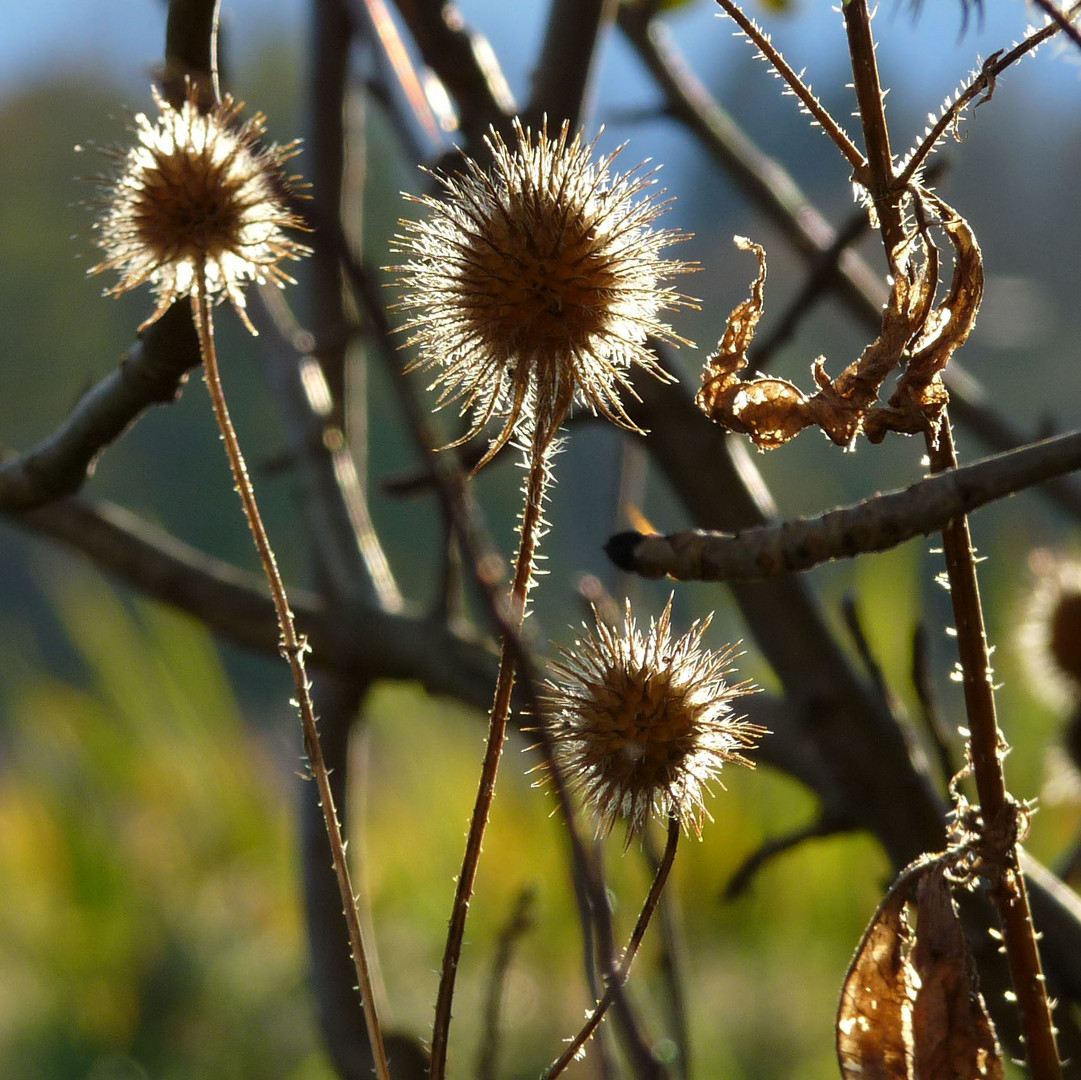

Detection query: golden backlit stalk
(191, 265), (391, 1080)
(429, 413), (560, 1080)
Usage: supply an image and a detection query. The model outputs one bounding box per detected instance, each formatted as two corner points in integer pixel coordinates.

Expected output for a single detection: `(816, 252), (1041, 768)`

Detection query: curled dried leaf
(700, 191), (983, 451)
(838, 856), (1003, 1080)
(696, 235), (766, 410)
(911, 864), (1004, 1080)
(838, 871), (916, 1080)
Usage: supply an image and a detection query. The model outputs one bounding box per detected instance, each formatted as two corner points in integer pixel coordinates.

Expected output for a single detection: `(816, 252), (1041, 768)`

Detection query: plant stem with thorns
(543, 815), (681, 1080)
(191, 265), (390, 1080)
(429, 412), (562, 1080)
(929, 421), (1061, 1080)
(840, 0), (1061, 1070)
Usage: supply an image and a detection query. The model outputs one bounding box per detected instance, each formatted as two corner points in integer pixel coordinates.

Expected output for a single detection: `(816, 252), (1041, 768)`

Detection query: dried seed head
(390, 119), (695, 467)
(88, 85), (311, 333)
(541, 597), (763, 840)
(1018, 549), (1081, 711)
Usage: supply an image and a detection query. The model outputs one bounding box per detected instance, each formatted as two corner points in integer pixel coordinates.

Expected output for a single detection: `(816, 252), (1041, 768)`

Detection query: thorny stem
(543, 815), (682, 1080)
(191, 270), (391, 1080)
(842, 0), (1061, 1069)
(715, 0), (865, 173)
(928, 420), (1061, 1080)
(841, 0), (904, 255)
(429, 414), (561, 1080)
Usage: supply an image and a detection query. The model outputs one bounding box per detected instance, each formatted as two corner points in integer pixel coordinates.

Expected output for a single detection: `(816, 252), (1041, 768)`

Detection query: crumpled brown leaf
(838, 872), (915, 1080)
(698, 189), (983, 451)
(911, 865), (1004, 1080)
(837, 858), (1002, 1080)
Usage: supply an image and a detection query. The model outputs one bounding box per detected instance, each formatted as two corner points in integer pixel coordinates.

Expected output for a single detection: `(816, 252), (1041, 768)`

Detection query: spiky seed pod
(1018, 549), (1081, 711)
(88, 85), (311, 333)
(541, 597), (763, 840)
(390, 119), (695, 468)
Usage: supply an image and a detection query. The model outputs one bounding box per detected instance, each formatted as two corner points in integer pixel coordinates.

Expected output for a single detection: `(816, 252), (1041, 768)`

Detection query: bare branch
(606, 428), (1081, 583)
(9, 496), (498, 707)
(0, 304), (199, 511)
(526, 0), (616, 130)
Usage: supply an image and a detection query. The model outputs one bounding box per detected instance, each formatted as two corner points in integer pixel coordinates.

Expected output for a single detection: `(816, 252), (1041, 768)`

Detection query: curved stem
(543, 816), (682, 1080)
(429, 416), (558, 1080)
(191, 274), (391, 1080)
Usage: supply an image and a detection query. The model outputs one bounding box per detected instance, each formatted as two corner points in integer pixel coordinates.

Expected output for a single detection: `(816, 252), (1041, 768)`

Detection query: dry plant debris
(697, 189), (983, 450)
(838, 859), (1003, 1080)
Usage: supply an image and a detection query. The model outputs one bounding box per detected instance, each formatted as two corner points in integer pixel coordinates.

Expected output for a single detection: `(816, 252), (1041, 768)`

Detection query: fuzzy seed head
(390, 120), (694, 467)
(88, 85), (311, 333)
(1018, 549), (1081, 711)
(541, 597), (763, 840)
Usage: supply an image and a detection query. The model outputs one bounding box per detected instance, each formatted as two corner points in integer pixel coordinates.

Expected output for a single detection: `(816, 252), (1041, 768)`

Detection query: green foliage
(0, 564), (331, 1080)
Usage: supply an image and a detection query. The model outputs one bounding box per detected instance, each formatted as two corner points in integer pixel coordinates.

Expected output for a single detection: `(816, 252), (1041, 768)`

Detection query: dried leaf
(837, 875), (916, 1080)
(698, 190), (984, 451)
(696, 235), (766, 417)
(911, 865), (1004, 1080)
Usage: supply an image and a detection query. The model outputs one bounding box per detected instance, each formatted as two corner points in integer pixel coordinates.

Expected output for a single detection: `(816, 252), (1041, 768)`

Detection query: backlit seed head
(541, 597), (763, 840)
(88, 85), (311, 333)
(390, 119), (695, 468)
(1017, 549), (1081, 711)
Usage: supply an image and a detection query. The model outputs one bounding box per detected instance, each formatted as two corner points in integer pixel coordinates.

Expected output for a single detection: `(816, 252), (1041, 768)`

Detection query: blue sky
(2, 0), (1076, 107)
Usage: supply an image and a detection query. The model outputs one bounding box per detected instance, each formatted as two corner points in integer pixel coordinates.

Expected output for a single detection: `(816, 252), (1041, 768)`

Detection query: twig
(11, 494), (498, 703)
(929, 421), (1061, 1079)
(542, 816), (681, 1080)
(724, 816), (854, 901)
(641, 829), (691, 1080)
(898, 3), (1081, 185)
(714, 0), (865, 173)
(0, 304), (199, 511)
(606, 428), (1081, 582)
(428, 416), (563, 1078)
(193, 275), (391, 1080)
(841, 0), (903, 251)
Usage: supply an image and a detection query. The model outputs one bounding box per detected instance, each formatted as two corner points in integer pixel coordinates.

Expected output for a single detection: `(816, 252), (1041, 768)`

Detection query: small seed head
(390, 119), (695, 467)
(1018, 549), (1081, 711)
(541, 597), (763, 840)
(88, 85), (310, 333)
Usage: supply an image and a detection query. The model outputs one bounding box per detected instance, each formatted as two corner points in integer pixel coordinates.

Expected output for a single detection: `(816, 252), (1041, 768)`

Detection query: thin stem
(841, 0), (903, 254)
(714, 0), (866, 173)
(928, 419), (1061, 1080)
(191, 272), (391, 1080)
(429, 415), (559, 1080)
(543, 815), (682, 1080)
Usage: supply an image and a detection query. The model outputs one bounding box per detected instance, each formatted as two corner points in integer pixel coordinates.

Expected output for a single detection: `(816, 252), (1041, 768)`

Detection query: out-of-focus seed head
(1018, 549), (1081, 711)
(88, 85), (311, 334)
(541, 596), (763, 840)
(390, 119), (695, 468)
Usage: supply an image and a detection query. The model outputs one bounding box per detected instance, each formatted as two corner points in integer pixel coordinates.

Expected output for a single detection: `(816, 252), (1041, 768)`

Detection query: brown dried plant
(88, 80), (392, 1080)
(697, 188), (983, 450)
(392, 119), (695, 1080)
(706, 2), (1066, 1077)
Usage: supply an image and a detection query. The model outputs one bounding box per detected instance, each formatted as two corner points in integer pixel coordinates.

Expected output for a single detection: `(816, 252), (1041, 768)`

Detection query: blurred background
(1, 1), (1080, 1077)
